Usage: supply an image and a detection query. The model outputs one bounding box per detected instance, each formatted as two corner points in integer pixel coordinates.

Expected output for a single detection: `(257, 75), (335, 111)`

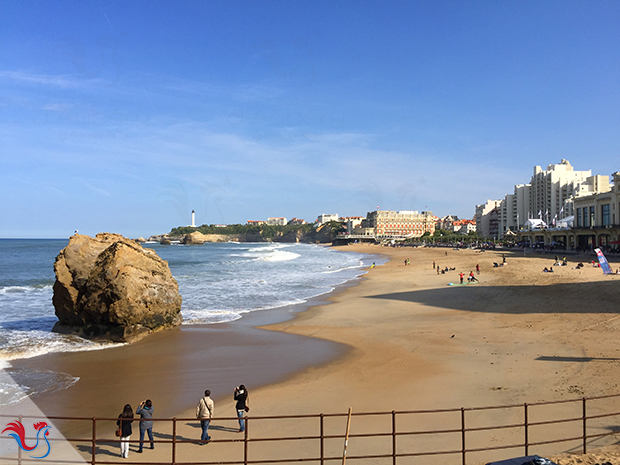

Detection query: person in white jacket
(196, 390), (214, 443)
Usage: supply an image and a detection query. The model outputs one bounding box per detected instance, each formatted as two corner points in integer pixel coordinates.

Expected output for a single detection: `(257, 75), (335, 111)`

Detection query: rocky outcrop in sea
(52, 233), (183, 343)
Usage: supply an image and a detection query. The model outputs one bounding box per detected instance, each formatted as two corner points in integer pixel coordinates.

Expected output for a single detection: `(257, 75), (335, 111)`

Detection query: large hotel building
(363, 210), (435, 238)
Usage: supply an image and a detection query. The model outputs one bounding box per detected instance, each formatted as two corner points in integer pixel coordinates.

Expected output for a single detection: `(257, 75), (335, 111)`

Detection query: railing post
(582, 397), (587, 454)
(461, 408), (466, 465)
(91, 418), (97, 465)
(320, 414), (324, 465)
(18, 414), (22, 465)
(244, 416), (249, 465)
(524, 403), (529, 456)
(172, 417), (177, 465)
(392, 411), (396, 465)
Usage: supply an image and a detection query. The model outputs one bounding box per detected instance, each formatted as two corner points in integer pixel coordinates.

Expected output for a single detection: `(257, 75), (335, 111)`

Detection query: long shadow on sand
(366, 280), (620, 315)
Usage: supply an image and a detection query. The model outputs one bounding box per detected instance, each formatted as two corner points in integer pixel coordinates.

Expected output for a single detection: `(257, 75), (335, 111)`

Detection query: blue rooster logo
(2, 420), (52, 459)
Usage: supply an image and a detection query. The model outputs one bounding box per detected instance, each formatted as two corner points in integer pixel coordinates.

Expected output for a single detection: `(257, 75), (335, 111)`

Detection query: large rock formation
(181, 232), (229, 244)
(52, 233), (183, 342)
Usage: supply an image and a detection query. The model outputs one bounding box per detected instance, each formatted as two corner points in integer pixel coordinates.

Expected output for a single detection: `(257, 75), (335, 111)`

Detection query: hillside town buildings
(452, 219), (476, 235)
(266, 217), (287, 226)
(316, 213), (339, 225)
(343, 216), (365, 232)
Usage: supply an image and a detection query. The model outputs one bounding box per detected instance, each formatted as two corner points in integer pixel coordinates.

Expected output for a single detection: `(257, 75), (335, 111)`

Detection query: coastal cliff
(52, 233), (183, 343)
(152, 222), (340, 245)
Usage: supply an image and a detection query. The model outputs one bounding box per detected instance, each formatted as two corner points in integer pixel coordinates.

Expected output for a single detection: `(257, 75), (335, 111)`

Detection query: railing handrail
(2, 393), (620, 465)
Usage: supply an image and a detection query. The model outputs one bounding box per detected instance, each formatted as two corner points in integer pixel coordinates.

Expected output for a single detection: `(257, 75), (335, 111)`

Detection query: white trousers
(120, 435), (130, 457)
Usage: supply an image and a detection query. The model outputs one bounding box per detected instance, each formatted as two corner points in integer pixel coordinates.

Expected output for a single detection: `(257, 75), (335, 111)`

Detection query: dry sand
(11, 245), (620, 464)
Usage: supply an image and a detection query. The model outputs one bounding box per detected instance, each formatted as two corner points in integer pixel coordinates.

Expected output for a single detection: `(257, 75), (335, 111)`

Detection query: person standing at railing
(196, 390), (214, 444)
(136, 399), (154, 453)
(234, 385), (249, 433)
(116, 404), (134, 458)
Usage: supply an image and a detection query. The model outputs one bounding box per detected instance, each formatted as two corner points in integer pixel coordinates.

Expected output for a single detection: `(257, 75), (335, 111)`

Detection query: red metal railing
(1, 393), (620, 465)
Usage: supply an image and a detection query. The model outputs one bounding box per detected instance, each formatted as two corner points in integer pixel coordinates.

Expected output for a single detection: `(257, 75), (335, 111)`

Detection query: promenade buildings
(476, 160), (610, 238)
(569, 171), (620, 249)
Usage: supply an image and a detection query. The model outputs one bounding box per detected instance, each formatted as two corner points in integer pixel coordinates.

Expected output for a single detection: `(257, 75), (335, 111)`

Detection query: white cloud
(0, 70), (105, 89)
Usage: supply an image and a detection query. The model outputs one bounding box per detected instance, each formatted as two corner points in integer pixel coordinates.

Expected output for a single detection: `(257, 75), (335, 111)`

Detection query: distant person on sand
(234, 385), (249, 433)
(433, 261), (435, 269)
(117, 404), (134, 458)
(476, 264), (480, 275)
(469, 271), (478, 282)
(196, 390), (214, 444)
(459, 272), (464, 284)
(136, 399), (154, 452)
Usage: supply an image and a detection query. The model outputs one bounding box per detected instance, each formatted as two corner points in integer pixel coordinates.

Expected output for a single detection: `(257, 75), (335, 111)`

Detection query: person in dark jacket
(117, 404), (134, 458)
(136, 399), (154, 452)
(234, 385), (249, 433)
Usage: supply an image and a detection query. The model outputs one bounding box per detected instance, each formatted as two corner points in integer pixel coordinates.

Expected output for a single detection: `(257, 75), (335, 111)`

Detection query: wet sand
(10, 293), (354, 438)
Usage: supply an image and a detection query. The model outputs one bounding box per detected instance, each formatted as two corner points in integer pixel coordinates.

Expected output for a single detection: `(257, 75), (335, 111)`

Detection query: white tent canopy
(556, 215), (574, 229)
(525, 219), (547, 230)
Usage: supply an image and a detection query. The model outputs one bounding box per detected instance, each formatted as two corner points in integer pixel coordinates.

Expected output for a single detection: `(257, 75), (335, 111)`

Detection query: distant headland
(145, 222), (344, 245)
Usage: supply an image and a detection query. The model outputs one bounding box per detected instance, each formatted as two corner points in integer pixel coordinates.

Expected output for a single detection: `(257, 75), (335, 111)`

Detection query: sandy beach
(9, 244), (620, 464)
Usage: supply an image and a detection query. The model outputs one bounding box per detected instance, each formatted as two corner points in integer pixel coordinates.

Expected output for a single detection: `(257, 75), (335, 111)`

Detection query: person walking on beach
(476, 264), (480, 275)
(117, 404), (134, 458)
(233, 385), (249, 433)
(432, 261), (435, 269)
(136, 399), (154, 452)
(196, 390), (214, 444)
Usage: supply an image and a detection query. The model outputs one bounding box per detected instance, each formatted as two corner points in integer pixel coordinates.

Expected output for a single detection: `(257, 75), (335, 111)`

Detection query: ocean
(0, 239), (379, 405)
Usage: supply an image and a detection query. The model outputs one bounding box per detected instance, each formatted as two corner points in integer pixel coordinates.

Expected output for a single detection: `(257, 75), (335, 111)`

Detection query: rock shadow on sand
(366, 281), (620, 315)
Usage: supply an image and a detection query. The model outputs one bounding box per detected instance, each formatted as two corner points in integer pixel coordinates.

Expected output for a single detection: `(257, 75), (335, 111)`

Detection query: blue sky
(1, 0), (619, 238)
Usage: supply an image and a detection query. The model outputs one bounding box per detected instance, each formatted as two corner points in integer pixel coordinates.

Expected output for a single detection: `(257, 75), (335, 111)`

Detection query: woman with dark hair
(116, 404), (134, 458)
(233, 385), (249, 433)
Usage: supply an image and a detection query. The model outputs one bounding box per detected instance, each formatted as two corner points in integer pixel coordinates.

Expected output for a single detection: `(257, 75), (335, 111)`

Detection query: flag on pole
(594, 248), (613, 274)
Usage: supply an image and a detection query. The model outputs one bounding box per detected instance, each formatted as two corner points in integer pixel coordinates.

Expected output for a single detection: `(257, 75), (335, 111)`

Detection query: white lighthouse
(191, 210), (196, 228)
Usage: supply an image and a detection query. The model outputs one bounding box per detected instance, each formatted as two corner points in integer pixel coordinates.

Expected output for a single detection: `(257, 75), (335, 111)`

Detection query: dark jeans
(139, 428), (154, 451)
(200, 420), (211, 441)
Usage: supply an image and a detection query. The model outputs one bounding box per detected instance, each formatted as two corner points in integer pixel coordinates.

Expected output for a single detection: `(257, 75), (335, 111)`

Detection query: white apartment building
(267, 217), (287, 226)
(517, 171), (619, 250)
(475, 200), (501, 239)
(316, 213), (339, 225)
(576, 181), (620, 226)
(343, 216), (364, 232)
(495, 160), (610, 235)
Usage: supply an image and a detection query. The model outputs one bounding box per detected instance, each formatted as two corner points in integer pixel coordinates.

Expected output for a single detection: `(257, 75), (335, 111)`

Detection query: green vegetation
(170, 222), (317, 239)
(426, 228), (482, 244)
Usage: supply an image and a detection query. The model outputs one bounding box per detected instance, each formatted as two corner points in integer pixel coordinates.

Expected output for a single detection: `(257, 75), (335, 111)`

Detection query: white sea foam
(259, 250), (301, 261)
(0, 368), (79, 406)
(0, 240), (382, 405)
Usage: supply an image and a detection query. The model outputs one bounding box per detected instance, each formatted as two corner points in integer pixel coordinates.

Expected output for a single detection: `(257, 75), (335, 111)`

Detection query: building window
(602, 204), (610, 227)
(583, 208), (589, 227)
(576, 208), (581, 227)
(589, 206), (595, 227)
